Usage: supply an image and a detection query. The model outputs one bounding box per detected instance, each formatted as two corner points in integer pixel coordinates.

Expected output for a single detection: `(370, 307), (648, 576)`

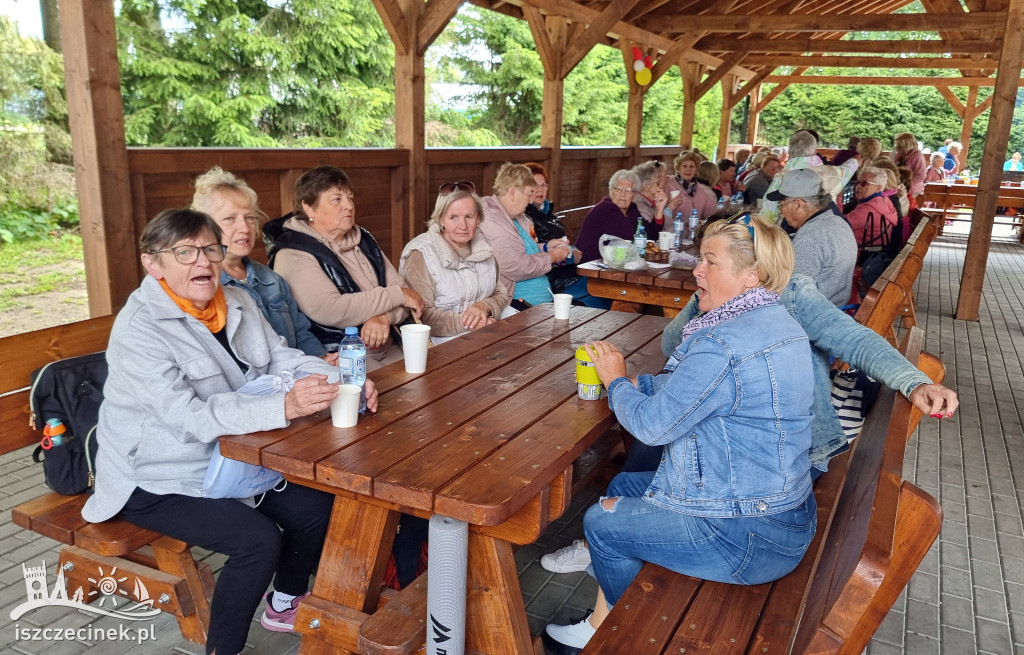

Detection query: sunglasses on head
(726, 211), (756, 243)
(439, 180), (476, 195)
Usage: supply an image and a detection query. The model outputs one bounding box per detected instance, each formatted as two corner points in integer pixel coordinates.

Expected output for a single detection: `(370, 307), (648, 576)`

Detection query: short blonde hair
(674, 150), (701, 173)
(699, 161), (720, 187)
(429, 189), (484, 228)
(858, 138), (882, 161)
(702, 214), (794, 293)
(871, 158), (900, 190)
(492, 163), (537, 197)
(760, 154), (781, 171)
(192, 167), (267, 221)
(893, 132), (918, 153)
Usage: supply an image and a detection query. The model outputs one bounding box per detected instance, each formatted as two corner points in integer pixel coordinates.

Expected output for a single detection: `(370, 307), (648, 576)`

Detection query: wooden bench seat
(582, 327), (943, 655)
(3, 317), (212, 645)
(919, 182), (1024, 241)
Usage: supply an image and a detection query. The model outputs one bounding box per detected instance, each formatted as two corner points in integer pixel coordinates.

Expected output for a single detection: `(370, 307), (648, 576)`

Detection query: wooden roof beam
(558, 0), (643, 78)
(503, 0), (758, 79)
(641, 12), (1006, 33)
(695, 52), (748, 99)
(694, 36), (997, 54)
(742, 54), (999, 68)
(763, 74), (1007, 85)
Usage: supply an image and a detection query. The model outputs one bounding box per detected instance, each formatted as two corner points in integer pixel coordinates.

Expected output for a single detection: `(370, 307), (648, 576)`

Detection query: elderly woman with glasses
(847, 167), (899, 252)
(573, 169), (644, 265)
(83, 208), (381, 655)
(545, 214), (817, 650)
(264, 166), (424, 370)
(399, 183), (510, 342)
(479, 162), (571, 306)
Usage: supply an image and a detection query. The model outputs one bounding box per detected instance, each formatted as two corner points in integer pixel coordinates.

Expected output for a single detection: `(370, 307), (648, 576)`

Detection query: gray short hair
(429, 189), (484, 228)
(789, 130), (818, 158)
(608, 169), (640, 193)
(634, 161), (662, 189)
(804, 191), (833, 210)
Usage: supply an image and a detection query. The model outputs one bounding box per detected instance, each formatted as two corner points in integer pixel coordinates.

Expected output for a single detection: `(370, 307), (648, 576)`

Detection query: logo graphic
(10, 561), (161, 621)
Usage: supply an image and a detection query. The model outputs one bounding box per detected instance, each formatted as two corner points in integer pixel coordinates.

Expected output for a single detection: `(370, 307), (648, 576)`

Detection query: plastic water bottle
(689, 209), (700, 240)
(633, 218), (647, 252)
(672, 212), (685, 249)
(731, 191), (745, 205)
(339, 327), (367, 413)
(717, 196), (725, 210)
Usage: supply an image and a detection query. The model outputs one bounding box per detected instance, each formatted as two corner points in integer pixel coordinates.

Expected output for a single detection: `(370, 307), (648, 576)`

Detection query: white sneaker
(545, 614), (597, 649)
(540, 539), (591, 573)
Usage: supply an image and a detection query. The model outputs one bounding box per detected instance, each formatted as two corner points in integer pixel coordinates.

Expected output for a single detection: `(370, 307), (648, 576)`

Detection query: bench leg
(151, 536), (212, 645)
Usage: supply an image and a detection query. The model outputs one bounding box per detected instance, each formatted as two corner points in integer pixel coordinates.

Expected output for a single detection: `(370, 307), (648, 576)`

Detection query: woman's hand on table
(361, 314), (391, 349)
(320, 352), (339, 366)
(402, 287), (424, 318)
(363, 378), (379, 413)
(284, 374), (339, 420)
(462, 302), (491, 330)
(909, 383), (959, 418)
(585, 340), (628, 387)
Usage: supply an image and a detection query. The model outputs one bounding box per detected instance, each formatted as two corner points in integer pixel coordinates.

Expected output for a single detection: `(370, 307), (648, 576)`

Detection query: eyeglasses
(778, 198), (803, 209)
(727, 212), (757, 244)
(856, 180), (876, 187)
(150, 244), (227, 265)
(611, 186), (635, 194)
(535, 183), (550, 190)
(439, 180), (476, 195)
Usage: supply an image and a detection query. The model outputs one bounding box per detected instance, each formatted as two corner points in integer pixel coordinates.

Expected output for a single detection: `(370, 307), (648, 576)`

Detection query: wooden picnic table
(577, 262), (698, 317)
(219, 306), (670, 655)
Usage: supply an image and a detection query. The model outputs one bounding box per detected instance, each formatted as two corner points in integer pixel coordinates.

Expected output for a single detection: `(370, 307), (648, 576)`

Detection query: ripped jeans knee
(599, 496), (620, 512)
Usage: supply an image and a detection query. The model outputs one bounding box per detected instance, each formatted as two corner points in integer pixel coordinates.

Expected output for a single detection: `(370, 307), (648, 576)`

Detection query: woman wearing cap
(399, 183), (509, 342)
(770, 169), (857, 306)
(545, 215), (816, 650)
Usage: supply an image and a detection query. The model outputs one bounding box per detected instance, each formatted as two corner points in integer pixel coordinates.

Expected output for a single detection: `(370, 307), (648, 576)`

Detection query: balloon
(635, 68), (652, 86)
(643, 55), (653, 68)
(632, 46), (642, 60)
(633, 59), (646, 72)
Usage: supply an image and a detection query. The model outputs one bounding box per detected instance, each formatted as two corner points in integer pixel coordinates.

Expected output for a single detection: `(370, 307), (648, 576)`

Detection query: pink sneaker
(260, 591), (310, 633)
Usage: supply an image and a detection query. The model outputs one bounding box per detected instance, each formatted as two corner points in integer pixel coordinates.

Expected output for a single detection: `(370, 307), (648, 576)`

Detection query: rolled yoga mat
(427, 514), (468, 655)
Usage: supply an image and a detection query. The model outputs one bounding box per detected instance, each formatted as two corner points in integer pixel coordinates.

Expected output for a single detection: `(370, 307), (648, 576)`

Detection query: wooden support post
(59, 0), (136, 316)
(746, 83), (762, 145)
(681, 63), (702, 148)
(620, 41), (644, 163)
(959, 86), (978, 170)
(956, 0), (1024, 321)
(718, 74), (736, 159)
(526, 11), (569, 203)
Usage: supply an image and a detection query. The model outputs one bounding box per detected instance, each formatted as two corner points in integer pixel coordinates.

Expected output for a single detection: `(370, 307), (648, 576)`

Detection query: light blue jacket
(611, 303), (814, 518)
(220, 258), (327, 357)
(662, 274), (932, 470)
(83, 277), (337, 522)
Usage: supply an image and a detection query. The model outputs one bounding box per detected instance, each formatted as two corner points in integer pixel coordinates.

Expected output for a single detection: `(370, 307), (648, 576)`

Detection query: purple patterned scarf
(664, 286), (779, 372)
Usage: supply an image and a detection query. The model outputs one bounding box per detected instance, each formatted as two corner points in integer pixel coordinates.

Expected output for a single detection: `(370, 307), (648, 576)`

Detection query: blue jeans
(583, 471), (817, 606)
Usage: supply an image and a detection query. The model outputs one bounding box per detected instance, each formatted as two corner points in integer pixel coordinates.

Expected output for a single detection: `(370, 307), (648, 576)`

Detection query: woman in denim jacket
(547, 216), (817, 650)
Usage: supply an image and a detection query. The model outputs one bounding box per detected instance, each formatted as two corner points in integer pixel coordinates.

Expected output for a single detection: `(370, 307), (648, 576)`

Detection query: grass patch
(0, 233), (84, 310)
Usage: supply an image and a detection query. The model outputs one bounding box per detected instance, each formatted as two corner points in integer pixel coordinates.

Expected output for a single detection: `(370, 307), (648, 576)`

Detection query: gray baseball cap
(766, 168), (824, 201)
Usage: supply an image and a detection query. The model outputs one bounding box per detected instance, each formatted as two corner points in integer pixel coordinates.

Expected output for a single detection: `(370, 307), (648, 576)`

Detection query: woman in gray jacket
(82, 208), (378, 655)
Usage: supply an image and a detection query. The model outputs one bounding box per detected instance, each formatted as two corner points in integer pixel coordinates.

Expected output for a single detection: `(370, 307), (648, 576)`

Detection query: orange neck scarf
(158, 279), (227, 333)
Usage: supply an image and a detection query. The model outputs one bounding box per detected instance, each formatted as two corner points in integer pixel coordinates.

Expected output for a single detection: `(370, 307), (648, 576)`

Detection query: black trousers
(120, 483), (333, 655)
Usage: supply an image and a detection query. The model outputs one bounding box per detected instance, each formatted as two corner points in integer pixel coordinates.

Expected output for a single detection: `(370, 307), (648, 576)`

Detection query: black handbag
(29, 352), (107, 495)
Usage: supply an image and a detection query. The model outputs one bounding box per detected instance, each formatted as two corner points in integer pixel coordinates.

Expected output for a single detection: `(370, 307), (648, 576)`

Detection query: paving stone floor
(1, 230), (1021, 654)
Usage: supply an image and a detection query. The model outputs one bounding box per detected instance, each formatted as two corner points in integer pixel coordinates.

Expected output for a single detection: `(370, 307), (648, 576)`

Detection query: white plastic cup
(331, 384), (362, 428)
(553, 293), (572, 320)
(658, 231), (674, 250)
(400, 324), (432, 373)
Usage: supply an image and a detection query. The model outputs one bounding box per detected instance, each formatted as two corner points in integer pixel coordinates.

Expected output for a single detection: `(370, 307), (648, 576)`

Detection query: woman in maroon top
(574, 169), (643, 264)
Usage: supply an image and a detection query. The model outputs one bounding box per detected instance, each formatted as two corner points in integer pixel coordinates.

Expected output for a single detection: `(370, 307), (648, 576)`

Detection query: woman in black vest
(264, 166), (423, 370)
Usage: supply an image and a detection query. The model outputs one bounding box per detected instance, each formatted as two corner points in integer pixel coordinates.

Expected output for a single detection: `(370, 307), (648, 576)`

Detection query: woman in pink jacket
(664, 151), (718, 221)
(847, 167), (898, 251)
(893, 132), (926, 199)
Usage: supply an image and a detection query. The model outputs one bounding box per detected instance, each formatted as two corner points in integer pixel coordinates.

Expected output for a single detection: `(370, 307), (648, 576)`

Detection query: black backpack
(29, 352), (107, 495)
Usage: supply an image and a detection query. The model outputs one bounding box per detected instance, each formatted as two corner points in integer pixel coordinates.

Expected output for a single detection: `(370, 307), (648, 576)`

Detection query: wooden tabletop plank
(263, 315), (586, 480)
(653, 267), (697, 290)
(434, 315), (670, 525)
(313, 311), (644, 495)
